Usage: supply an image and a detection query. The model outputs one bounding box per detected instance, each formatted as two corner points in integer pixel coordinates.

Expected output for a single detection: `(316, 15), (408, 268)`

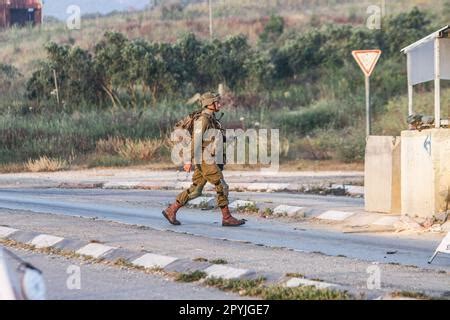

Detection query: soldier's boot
(221, 206), (246, 227)
(162, 201), (183, 225)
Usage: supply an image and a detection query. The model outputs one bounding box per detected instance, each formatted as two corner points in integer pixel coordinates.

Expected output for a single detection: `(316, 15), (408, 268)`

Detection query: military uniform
(176, 109), (229, 207)
(162, 92), (245, 227)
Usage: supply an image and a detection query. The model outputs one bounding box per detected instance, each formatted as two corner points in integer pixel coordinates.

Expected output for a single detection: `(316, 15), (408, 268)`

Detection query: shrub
(87, 155), (130, 168)
(259, 15), (284, 44)
(0, 63), (22, 93)
(335, 129), (366, 163)
(275, 100), (340, 136)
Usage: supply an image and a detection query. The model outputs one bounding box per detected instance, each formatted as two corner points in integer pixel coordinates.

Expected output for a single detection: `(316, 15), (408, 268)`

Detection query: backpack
(174, 110), (204, 134)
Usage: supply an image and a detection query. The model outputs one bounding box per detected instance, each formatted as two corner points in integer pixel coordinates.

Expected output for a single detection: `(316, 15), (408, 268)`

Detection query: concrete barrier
(401, 129), (450, 219)
(365, 136), (401, 214)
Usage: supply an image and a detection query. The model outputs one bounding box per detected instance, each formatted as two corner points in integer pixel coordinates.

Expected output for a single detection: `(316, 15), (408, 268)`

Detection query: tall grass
(25, 156), (68, 172)
(0, 97), (371, 167)
(0, 107), (183, 164)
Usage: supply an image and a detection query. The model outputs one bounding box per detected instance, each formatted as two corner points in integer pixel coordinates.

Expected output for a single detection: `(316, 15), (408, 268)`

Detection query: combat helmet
(200, 92), (221, 108)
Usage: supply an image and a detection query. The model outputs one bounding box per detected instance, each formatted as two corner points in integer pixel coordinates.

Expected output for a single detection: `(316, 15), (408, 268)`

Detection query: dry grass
(25, 156), (68, 172)
(95, 136), (125, 155)
(117, 138), (163, 161)
(391, 291), (431, 300)
(0, 162), (25, 173)
(95, 137), (164, 162)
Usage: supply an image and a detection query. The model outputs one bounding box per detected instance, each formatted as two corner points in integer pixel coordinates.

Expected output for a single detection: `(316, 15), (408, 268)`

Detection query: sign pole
(365, 75), (371, 137)
(352, 50), (381, 137)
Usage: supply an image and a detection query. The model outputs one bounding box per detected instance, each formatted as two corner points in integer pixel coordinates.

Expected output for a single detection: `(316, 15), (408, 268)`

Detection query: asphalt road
(0, 188), (448, 271)
(2, 247), (244, 300)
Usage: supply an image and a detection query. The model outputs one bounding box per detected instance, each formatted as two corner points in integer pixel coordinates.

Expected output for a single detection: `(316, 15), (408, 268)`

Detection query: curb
(60, 181), (365, 197)
(184, 199), (402, 231)
(0, 225), (358, 296)
(273, 205), (305, 218)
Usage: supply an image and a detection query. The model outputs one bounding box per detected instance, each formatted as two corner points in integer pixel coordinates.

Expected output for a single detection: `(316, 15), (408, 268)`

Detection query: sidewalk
(0, 168), (365, 195)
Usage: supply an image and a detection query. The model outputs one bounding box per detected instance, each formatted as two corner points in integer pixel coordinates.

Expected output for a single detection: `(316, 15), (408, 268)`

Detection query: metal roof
(401, 25), (450, 53)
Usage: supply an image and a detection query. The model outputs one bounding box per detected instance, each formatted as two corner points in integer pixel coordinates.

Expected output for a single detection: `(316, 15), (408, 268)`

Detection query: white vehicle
(0, 246), (46, 300)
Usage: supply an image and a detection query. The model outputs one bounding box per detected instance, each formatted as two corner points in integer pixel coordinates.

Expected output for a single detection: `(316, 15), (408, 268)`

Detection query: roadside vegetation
(204, 277), (353, 300)
(1, 1), (449, 172)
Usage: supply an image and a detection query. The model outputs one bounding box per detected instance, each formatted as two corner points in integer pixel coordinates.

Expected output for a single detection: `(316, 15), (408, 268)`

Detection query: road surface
(0, 188), (448, 298)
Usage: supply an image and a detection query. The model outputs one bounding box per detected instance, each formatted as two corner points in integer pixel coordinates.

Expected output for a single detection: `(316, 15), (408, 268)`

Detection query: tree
(196, 35), (251, 91)
(383, 7), (432, 56)
(444, 0), (450, 22)
(94, 32), (130, 107)
(27, 42), (105, 110)
(259, 15), (285, 45)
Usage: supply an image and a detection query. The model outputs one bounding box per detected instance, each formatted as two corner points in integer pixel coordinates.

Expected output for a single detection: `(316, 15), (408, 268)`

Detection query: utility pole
(208, 0), (213, 40)
(40, 0), (44, 26)
(53, 69), (60, 106)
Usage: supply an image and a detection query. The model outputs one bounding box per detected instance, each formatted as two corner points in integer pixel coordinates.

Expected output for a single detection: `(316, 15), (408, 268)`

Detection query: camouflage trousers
(176, 164), (229, 208)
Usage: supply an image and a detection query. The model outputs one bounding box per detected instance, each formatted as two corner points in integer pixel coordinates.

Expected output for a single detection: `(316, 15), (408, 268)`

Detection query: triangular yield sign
(428, 232), (450, 264)
(352, 50), (382, 77)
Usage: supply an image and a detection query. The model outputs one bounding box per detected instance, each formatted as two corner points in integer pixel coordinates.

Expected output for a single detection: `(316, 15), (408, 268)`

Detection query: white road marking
(229, 200), (255, 210)
(317, 210), (355, 221)
(76, 243), (116, 258)
(273, 205), (305, 217)
(188, 197), (215, 207)
(29, 234), (64, 248)
(285, 277), (337, 289)
(204, 265), (249, 280)
(0, 226), (18, 238)
(132, 253), (178, 268)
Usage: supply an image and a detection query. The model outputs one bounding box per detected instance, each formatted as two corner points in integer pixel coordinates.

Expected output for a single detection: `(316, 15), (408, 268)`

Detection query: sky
(41, 0), (153, 20)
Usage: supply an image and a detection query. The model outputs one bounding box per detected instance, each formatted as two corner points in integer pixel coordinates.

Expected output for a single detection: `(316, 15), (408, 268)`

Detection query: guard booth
(365, 26), (450, 219)
(0, 0), (42, 28)
(400, 26), (450, 219)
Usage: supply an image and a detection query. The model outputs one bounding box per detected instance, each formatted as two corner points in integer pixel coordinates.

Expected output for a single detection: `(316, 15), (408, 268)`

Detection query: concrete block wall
(365, 136), (401, 214)
(401, 129), (450, 219)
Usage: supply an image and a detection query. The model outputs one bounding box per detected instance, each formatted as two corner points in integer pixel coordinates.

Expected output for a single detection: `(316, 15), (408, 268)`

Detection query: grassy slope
(0, 0), (445, 77)
(0, 0), (447, 171)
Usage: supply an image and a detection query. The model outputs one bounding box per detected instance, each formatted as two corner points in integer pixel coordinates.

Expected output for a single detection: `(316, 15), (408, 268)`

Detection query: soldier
(162, 92), (245, 227)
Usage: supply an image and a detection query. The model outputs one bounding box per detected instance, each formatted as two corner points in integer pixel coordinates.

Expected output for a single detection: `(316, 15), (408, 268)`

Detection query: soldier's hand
(183, 163), (192, 173)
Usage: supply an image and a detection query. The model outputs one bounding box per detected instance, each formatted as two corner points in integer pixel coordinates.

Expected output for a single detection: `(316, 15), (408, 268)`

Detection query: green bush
(335, 128), (366, 163)
(259, 15), (284, 45)
(275, 100), (343, 136)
